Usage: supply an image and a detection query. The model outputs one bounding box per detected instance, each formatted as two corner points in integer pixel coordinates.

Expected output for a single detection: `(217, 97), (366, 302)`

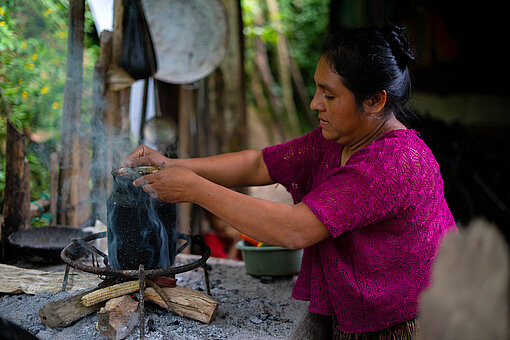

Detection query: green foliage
(0, 0), (98, 222)
(279, 0), (329, 97)
(242, 0), (329, 135)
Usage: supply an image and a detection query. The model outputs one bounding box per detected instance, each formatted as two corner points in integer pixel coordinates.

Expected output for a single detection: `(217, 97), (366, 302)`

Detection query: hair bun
(381, 22), (416, 67)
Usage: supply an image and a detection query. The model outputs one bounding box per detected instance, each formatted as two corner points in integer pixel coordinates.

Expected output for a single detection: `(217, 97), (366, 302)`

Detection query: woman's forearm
(177, 150), (272, 188)
(190, 175), (330, 249)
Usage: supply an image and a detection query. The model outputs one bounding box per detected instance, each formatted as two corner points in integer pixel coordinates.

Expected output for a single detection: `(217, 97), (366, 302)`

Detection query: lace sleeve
(262, 128), (324, 203)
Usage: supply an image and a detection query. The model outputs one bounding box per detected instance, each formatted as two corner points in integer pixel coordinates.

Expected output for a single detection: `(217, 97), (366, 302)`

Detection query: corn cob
(81, 280), (142, 307)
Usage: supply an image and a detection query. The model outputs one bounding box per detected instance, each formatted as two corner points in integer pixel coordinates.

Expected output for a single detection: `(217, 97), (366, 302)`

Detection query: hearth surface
(0, 254), (308, 339)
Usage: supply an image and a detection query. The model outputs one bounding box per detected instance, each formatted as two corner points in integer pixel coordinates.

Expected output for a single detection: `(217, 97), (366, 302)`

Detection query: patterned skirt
(333, 318), (417, 340)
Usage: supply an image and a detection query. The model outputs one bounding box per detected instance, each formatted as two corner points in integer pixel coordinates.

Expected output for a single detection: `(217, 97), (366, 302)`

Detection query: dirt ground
(0, 255), (308, 339)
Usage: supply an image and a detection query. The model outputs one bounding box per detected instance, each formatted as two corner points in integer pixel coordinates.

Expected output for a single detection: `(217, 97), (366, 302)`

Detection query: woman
(126, 23), (457, 338)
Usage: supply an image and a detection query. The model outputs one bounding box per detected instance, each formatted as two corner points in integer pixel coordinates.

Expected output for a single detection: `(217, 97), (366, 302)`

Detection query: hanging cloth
(120, 0), (158, 80)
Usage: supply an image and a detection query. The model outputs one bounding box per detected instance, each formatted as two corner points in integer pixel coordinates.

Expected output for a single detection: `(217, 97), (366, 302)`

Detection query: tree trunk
(266, 0), (300, 137)
(249, 69), (279, 145)
(1, 119), (30, 262)
(252, 8), (287, 141)
(58, 0), (85, 227)
(288, 53), (316, 127)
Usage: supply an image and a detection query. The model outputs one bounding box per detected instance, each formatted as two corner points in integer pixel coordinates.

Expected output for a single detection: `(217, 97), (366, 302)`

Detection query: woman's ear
(363, 90), (387, 116)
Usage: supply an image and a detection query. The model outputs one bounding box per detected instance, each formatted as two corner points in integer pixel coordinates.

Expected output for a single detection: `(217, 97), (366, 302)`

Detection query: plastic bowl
(235, 241), (303, 277)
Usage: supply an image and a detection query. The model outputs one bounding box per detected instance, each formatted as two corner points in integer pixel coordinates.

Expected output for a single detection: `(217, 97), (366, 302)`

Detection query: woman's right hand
(125, 145), (171, 168)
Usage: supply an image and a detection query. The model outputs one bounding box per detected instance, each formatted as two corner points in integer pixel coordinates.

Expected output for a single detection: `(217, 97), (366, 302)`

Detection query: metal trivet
(60, 232), (211, 340)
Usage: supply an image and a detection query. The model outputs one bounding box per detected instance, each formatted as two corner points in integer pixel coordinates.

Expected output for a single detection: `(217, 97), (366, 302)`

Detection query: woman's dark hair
(321, 22), (416, 120)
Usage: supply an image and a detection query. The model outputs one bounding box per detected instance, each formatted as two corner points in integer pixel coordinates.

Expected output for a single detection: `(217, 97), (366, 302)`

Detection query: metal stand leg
(61, 265), (71, 292)
(203, 262), (211, 296)
(138, 264), (145, 340)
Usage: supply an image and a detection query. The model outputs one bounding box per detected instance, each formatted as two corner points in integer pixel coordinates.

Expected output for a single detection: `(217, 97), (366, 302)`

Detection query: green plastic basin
(235, 241), (303, 277)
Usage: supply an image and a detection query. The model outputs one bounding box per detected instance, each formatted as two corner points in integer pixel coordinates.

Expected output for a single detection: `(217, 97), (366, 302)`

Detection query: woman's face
(310, 56), (374, 146)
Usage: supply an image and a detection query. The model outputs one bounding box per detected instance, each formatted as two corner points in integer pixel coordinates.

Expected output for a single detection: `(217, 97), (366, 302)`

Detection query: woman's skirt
(333, 318), (417, 340)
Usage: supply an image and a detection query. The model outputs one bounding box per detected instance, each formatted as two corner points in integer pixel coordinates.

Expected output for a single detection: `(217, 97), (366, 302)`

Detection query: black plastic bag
(120, 0), (158, 80)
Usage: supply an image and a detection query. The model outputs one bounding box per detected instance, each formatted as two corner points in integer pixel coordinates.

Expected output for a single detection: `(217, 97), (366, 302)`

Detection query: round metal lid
(141, 0), (228, 84)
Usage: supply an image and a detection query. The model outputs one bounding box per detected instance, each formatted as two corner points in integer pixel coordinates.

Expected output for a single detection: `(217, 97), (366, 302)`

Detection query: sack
(120, 0), (158, 80)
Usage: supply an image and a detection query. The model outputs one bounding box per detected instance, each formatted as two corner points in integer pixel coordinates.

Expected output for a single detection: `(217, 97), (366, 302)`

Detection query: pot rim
(235, 240), (297, 252)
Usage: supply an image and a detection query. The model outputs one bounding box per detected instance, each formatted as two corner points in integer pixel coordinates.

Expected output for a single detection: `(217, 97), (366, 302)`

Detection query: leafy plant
(0, 0), (98, 223)
(242, 0), (329, 136)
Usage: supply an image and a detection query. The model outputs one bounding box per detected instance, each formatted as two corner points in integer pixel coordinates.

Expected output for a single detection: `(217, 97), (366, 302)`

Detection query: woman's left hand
(132, 165), (201, 203)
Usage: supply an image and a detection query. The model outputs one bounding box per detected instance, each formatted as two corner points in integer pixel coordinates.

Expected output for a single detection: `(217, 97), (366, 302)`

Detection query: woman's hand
(132, 165), (201, 203)
(125, 145), (171, 168)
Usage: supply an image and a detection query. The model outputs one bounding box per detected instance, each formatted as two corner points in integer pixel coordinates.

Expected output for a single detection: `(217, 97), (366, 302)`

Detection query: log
(143, 286), (218, 324)
(39, 287), (103, 328)
(0, 263), (103, 295)
(96, 295), (139, 340)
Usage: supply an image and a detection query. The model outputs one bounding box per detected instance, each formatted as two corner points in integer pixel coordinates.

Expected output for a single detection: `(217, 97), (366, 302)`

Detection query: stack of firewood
(39, 278), (218, 339)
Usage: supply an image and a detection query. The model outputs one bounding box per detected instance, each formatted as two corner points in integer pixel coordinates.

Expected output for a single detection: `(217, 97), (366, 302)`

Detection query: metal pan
(8, 226), (91, 263)
(141, 0), (228, 84)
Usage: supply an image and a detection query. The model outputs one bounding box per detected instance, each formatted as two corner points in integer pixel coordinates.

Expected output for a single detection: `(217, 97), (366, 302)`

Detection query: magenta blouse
(262, 127), (456, 333)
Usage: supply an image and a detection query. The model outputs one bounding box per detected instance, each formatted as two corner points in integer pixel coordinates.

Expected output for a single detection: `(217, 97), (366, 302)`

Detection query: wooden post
(91, 30), (113, 222)
(106, 0), (131, 171)
(50, 153), (58, 225)
(58, 0), (85, 227)
(218, 0), (247, 153)
(177, 85), (195, 246)
(77, 135), (90, 225)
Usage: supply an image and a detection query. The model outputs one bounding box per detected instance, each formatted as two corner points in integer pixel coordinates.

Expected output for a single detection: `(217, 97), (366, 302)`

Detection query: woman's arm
(180, 150), (273, 188)
(134, 166), (331, 249)
(193, 177), (331, 249)
(126, 145), (273, 188)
